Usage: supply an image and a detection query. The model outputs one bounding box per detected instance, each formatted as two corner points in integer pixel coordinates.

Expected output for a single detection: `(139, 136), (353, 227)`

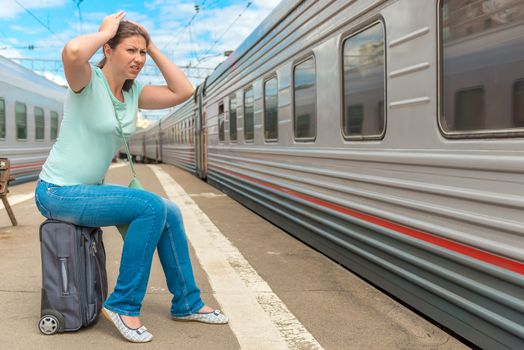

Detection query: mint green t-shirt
(40, 66), (143, 186)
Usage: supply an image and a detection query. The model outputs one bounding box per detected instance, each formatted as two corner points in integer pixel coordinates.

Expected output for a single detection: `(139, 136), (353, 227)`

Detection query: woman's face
(106, 35), (147, 80)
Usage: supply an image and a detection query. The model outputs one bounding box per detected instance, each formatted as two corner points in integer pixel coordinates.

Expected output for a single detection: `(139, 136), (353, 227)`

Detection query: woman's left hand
(134, 19), (194, 109)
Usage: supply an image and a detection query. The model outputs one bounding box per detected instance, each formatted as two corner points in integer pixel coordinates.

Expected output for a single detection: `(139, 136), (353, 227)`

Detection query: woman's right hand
(63, 10), (126, 92)
(99, 11), (126, 38)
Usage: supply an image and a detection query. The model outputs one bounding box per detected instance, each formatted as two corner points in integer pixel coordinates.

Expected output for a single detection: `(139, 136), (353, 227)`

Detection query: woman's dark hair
(97, 21), (151, 91)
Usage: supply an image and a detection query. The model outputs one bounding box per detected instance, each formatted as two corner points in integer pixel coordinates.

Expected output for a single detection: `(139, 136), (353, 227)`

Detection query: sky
(0, 0), (281, 89)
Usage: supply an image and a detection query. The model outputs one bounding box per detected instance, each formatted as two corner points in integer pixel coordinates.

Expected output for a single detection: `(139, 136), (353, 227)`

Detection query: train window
(50, 111), (58, 140)
(34, 107), (45, 140)
(514, 80), (524, 127)
(244, 86), (254, 142)
(346, 105), (364, 134)
(264, 77), (278, 141)
(454, 87), (485, 130)
(0, 98), (5, 139)
(15, 102), (27, 140)
(439, 0), (524, 136)
(229, 94), (237, 141)
(293, 56), (316, 140)
(342, 22), (385, 139)
(218, 102), (224, 142)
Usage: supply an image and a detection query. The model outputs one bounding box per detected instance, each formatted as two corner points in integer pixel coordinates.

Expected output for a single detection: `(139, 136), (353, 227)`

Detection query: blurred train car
(127, 126), (146, 162)
(0, 55), (65, 183)
(128, 1), (524, 348)
(142, 120), (161, 163)
(158, 100), (197, 173)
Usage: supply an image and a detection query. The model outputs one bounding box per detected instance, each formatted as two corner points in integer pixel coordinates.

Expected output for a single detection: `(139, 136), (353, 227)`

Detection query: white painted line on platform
(188, 192), (227, 198)
(149, 165), (324, 350)
(0, 193), (34, 209)
(109, 162), (128, 169)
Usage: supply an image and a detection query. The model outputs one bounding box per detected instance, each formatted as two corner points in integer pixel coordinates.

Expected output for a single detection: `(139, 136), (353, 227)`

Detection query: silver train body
(136, 1), (524, 348)
(0, 55), (65, 183)
(128, 123), (163, 164)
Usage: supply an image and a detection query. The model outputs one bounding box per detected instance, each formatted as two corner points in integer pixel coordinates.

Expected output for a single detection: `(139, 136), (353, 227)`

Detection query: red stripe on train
(214, 166), (524, 275)
(11, 162), (43, 170)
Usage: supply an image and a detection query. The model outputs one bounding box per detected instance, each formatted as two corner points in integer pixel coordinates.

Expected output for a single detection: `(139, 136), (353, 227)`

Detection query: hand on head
(99, 11), (126, 38)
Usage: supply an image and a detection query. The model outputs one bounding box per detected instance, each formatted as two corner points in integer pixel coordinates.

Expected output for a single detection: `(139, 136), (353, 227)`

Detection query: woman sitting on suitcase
(34, 11), (227, 343)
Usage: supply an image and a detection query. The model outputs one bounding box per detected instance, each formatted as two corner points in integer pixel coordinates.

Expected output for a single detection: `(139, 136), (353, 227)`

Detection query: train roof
(203, 0), (303, 90)
(0, 54), (66, 101)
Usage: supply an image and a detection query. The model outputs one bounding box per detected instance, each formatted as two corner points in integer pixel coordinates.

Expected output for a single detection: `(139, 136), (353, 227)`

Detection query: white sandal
(172, 309), (229, 324)
(102, 307), (153, 343)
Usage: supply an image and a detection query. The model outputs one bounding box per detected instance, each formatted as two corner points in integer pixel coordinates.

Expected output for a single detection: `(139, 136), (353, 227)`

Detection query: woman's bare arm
(138, 42), (195, 109)
(62, 11), (125, 92)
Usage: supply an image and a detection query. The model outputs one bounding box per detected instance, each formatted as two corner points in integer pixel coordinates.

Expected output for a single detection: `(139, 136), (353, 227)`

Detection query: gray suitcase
(38, 219), (108, 335)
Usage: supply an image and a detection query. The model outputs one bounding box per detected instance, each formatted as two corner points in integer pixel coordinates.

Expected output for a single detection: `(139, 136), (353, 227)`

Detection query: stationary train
(0, 55), (65, 183)
(2, 0), (523, 348)
(127, 1), (524, 349)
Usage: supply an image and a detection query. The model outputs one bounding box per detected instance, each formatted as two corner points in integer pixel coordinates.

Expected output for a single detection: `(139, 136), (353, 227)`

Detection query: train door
(202, 111), (207, 177)
(194, 84), (207, 179)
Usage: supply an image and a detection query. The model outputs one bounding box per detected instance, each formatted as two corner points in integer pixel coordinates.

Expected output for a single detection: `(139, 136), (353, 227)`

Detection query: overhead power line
(14, 0), (66, 44)
(73, 0), (85, 34)
(8, 57), (215, 80)
(0, 44), (63, 50)
(162, 2), (201, 51)
(162, 0), (256, 68)
(0, 28), (18, 47)
(195, 0), (255, 65)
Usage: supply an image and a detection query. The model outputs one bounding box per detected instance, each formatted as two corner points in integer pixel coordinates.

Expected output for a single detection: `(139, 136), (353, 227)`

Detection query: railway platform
(0, 162), (470, 350)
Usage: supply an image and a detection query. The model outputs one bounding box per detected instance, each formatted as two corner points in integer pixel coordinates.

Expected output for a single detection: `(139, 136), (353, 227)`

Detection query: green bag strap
(112, 105), (137, 179)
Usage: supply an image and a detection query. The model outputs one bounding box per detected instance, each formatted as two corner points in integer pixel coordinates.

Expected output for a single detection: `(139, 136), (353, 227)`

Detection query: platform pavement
(0, 163), (470, 350)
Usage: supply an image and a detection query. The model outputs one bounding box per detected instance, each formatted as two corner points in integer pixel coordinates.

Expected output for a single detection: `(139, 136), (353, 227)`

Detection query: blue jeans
(35, 178), (204, 317)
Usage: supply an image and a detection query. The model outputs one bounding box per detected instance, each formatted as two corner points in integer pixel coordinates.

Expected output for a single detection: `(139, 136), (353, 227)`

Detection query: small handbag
(112, 105), (144, 239)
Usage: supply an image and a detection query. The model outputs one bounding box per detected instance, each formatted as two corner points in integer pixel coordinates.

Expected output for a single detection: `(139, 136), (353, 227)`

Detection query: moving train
(127, 1), (524, 349)
(0, 55), (65, 184)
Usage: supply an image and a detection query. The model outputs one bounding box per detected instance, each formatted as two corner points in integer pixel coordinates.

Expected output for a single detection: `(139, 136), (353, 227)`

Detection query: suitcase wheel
(38, 310), (64, 335)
